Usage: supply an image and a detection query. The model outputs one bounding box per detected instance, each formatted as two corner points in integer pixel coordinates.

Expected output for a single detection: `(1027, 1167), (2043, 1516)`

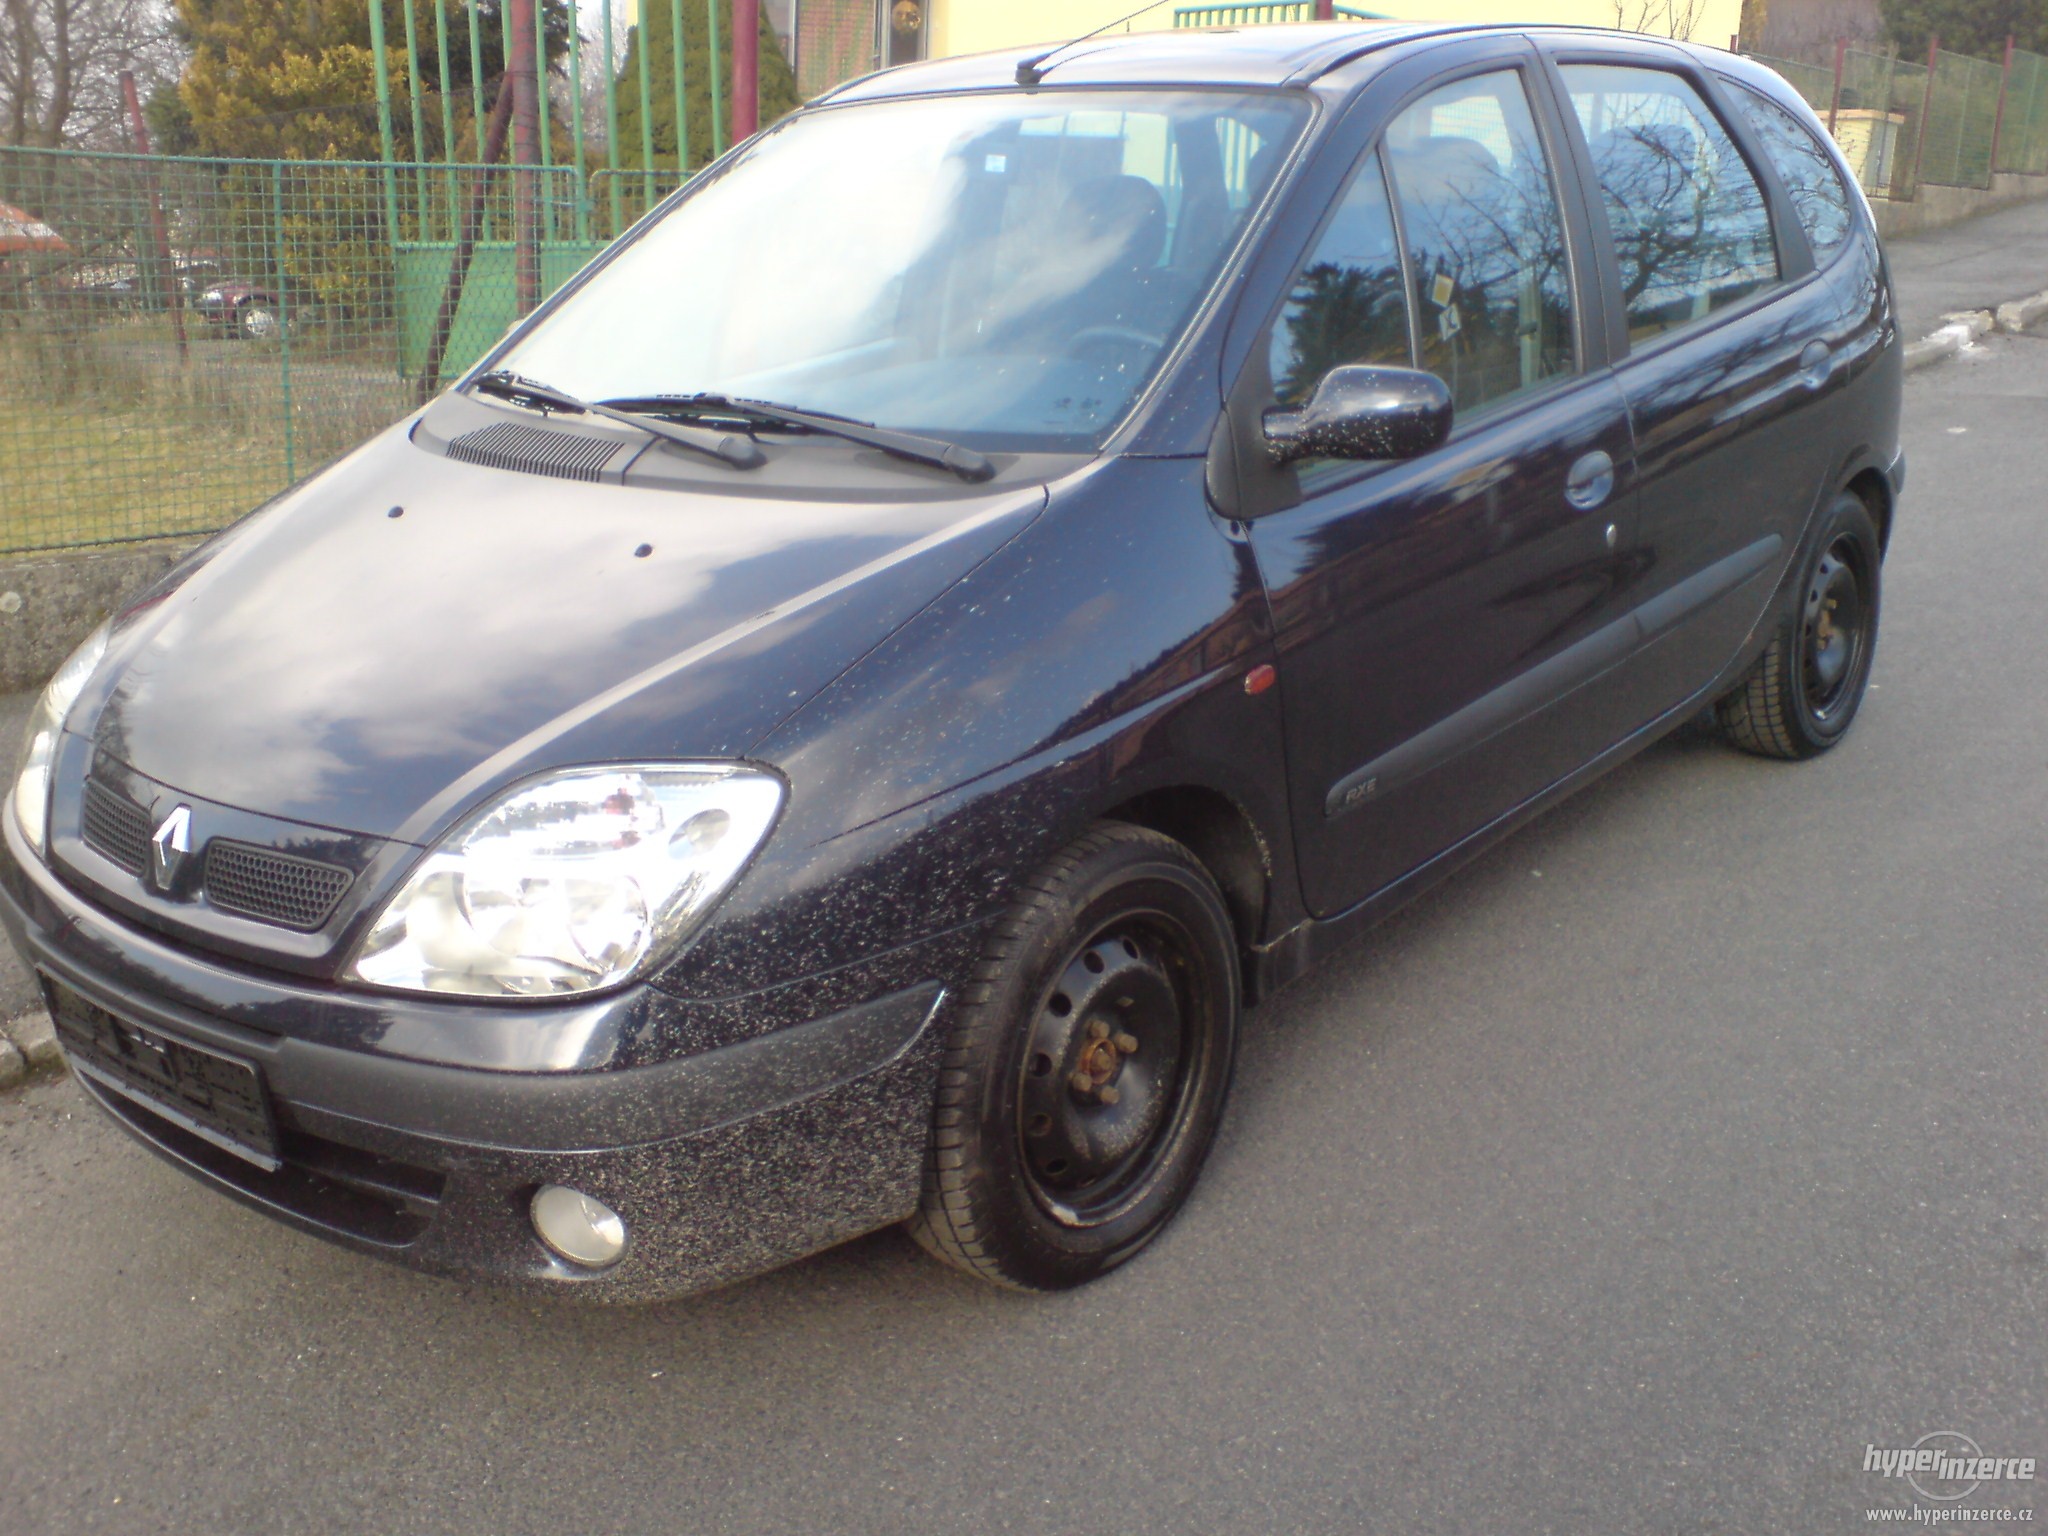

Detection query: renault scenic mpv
(2, 22), (1902, 1298)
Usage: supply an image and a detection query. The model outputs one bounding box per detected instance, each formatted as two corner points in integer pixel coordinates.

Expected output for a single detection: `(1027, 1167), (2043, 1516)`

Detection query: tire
(237, 302), (280, 341)
(909, 822), (1240, 1290)
(1716, 491), (1881, 760)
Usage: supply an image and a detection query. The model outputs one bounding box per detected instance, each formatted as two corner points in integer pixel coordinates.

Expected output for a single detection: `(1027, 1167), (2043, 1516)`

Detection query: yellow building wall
(925, 0), (1745, 62)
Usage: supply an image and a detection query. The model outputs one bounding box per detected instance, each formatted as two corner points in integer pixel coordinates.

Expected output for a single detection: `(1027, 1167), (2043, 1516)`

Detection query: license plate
(43, 976), (281, 1171)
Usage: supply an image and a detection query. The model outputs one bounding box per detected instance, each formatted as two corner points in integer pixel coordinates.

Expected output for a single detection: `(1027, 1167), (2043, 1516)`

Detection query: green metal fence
(0, 146), (585, 555)
(1829, 49), (1928, 202)
(1746, 43), (2048, 201)
(1171, 4), (1384, 25)
(1995, 48), (2048, 175)
(1745, 51), (1833, 110)
(1918, 48), (2004, 189)
(8, 16), (2048, 563)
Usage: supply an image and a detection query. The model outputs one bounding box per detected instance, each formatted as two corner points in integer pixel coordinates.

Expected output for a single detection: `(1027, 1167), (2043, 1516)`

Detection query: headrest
(1062, 174), (1169, 269)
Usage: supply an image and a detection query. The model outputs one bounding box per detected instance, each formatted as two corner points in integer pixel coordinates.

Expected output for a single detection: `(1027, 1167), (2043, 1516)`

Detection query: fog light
(531, 1185), (627, 1268)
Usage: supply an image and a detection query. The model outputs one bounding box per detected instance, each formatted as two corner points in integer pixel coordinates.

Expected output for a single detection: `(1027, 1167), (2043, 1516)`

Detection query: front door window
(1382, 70), (1578, 416)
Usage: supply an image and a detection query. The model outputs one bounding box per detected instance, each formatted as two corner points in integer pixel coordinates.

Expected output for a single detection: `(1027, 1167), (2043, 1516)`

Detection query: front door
(1241, 63), (1639, 917)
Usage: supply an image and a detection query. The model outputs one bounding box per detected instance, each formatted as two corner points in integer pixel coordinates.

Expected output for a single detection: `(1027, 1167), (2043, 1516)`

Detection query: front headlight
(345, 764), (783, 999)
(12, 623), (110, 859)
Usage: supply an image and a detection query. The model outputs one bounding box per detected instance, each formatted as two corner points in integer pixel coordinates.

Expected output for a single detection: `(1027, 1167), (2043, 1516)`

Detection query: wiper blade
(605, 393), (996, 484)
(469, 371), (764, 470)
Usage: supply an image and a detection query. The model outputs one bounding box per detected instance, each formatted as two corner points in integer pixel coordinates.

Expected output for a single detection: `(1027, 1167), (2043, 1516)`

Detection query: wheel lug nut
(1086, 1019), (1110, 1041)
(1069, 1070), (1095, 1095)
(1097, 1085), (1119, 1106)
(1113, 1032), (1138, 1054)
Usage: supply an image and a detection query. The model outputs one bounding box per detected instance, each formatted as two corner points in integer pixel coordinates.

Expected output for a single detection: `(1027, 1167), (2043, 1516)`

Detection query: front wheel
(1716, 491), (1882, 759)
(909, 822), (1240, 1290)
(238, 301), (280, 341)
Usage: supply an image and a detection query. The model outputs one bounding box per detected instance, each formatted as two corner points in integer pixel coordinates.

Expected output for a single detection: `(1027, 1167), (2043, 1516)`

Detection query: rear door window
(1561, 64), (1780, 345)
(1726, 80), (1854, 263)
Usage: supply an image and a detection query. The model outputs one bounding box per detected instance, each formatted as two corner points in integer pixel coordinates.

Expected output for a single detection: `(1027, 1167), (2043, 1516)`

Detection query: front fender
(652, 455), (1296, 1000)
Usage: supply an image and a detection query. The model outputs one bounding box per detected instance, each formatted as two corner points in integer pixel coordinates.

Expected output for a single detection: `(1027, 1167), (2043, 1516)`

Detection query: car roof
(818, 21), (1708, 102)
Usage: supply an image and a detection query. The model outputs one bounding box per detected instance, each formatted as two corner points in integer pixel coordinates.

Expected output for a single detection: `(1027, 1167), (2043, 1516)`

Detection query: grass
(0, 313), (412, 556)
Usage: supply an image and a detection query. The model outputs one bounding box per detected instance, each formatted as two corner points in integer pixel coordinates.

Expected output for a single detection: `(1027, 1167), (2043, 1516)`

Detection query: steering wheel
(1067, 324), (1168, 362)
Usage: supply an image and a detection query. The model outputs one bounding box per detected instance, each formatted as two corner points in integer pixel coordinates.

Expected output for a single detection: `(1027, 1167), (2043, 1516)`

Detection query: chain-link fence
(1829, 49), (1928, 202)
(8, 28), (2048, 563)
(1996, 49), (2048, 175)
(1918, 49), (2004, 189)
(1748, 42), (2048, 201)
(1745, 52), (1834, 110)
(0, 147), (584, 556)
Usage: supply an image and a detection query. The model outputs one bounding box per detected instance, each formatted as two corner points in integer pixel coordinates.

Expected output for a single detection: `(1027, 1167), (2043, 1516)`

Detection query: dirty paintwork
(0, 24), (1901, 1300)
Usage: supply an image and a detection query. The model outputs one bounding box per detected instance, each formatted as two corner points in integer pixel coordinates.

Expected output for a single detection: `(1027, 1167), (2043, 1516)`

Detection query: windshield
(492, 89), (1310, 453)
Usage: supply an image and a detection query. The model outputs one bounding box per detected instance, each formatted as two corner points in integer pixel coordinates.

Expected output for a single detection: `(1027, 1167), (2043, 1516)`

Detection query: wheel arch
(1099, 782), (1275, 990)
(1844, 462), (1894, 555)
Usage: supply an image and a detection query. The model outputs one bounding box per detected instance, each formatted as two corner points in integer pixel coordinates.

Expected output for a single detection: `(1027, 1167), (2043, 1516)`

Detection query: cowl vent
(445, 421), (624, 483)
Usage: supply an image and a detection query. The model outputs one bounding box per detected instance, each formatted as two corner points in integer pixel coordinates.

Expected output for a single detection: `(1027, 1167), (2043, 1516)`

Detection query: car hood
(88, 419), (1047, 844)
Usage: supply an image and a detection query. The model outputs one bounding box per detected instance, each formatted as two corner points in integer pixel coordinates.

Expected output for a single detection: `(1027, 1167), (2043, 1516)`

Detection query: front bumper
(0, 813), (948, 1302)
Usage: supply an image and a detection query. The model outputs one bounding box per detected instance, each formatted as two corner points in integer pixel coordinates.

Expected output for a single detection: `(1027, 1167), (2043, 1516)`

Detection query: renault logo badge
(151, 805), (192, 890)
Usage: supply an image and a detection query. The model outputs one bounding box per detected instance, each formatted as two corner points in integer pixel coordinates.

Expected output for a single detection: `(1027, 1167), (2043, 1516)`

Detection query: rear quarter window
(1727, 81), (1855, 263)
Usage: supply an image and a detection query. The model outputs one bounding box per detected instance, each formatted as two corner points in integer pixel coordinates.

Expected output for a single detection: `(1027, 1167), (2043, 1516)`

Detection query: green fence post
(534, 0), (555, 237)
(1910, 36), (1937, 194)
(568, 0), (590, 241)
(708, 0), (726, 157)
(435, 0), (459, 232)
(402, 0), (430, 228)
(1990, 34), (2015, 179)
(269, 161), (295, 486)
(603, 0), (622, 233)
(671, 0), (689, 177)
(637, 3), (656, 210)
(469, 0), (488, 160)
(368, 0), (402, 239)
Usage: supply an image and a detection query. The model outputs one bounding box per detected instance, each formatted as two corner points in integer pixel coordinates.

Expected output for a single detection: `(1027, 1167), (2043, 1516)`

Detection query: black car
(1, 21), (1900, 1300)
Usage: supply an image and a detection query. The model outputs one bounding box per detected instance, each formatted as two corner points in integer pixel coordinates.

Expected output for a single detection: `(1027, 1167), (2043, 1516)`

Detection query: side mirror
(1262, 365), (1454, 467)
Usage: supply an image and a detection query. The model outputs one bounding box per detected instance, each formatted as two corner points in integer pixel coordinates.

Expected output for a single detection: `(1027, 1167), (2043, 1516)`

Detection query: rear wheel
(1716, 491), (1881, 759)
(910, 822), (1239, 1290)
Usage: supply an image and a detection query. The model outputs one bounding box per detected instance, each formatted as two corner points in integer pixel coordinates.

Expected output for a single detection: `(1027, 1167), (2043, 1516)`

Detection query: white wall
(923, 0), (1745, 61)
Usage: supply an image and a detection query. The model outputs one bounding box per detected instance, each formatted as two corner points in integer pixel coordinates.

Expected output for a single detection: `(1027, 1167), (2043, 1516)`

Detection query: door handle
(1799, 339), (1832, 390)
(1564, 449), (1614, 512)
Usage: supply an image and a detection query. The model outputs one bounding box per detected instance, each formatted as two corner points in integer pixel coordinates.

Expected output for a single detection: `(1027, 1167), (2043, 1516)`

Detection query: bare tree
(1611, 0), (1711, 41)
(1, 0), (179, 149)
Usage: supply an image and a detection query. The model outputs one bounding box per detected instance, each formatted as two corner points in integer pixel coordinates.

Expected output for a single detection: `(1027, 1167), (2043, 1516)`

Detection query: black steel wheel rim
(1800, 534), (1868, 722)
(1016, 911), (1203, 1223)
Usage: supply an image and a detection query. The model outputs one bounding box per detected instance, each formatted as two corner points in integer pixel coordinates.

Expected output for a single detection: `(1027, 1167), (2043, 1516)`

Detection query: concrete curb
(1908, 289), (2048, 374)
(1995, 289), (2048, 334)
(0, 1008), (62, 1093)
(1904, 320), (1982, 373)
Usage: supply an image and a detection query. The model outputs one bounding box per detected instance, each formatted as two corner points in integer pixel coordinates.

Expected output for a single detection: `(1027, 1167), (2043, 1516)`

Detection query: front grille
(81, 779), (151, 874)
(445, 421), (619, 482)
(203, 840), (353, 930)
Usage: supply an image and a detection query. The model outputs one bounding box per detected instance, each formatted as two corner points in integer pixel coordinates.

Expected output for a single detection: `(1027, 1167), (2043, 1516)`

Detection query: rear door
(1543, 49), (1848, 718)
(1234, 49), (1640, 916)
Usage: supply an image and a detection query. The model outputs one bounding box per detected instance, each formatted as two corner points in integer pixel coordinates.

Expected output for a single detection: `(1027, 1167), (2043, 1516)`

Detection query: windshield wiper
(604, 393), (996, 484)
(468, 371), (765, 470)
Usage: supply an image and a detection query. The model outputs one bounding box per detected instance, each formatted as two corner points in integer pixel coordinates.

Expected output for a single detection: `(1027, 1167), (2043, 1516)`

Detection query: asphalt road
(2, 337), (2045, 1535)
(1886, 196), (2048, 339)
